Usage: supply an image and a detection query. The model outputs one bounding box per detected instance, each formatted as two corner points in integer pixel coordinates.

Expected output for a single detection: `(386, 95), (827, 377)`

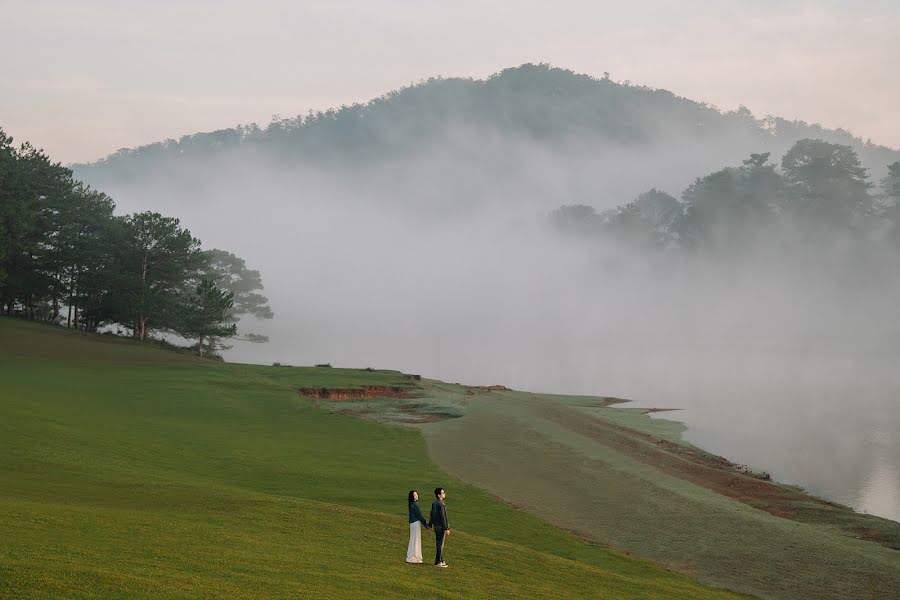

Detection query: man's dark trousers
(434, 527), (446, 564)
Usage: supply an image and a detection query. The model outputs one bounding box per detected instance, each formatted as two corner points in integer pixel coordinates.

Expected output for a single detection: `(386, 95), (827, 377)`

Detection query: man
(428, 487), (451, 568)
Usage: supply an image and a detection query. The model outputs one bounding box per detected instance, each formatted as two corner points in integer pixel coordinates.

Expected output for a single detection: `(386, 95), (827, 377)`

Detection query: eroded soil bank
(296, 385), (413, 400)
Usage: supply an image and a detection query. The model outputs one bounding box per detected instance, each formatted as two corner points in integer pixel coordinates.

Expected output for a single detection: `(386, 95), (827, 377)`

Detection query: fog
(85, 130), (900, 522)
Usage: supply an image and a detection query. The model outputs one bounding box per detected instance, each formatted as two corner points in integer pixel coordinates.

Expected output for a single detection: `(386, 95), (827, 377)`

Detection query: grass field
(306, 365), (900, 599)
(0, 318), (744, 599)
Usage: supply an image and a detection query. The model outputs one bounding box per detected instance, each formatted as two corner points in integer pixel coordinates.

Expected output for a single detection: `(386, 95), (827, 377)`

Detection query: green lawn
(0, 318), (741, 599)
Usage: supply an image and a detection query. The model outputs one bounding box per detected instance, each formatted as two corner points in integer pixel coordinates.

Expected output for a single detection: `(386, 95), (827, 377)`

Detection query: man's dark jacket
(429, 499), (449, 530)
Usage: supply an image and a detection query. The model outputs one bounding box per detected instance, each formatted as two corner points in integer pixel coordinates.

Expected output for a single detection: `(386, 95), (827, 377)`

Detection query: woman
(406, 490), (429, 563)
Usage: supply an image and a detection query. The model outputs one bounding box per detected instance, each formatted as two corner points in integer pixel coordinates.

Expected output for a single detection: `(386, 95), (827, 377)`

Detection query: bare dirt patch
(395, 405), (454, 423)
(296, 385), (413, 400)
(465, 385), (513, 395)
(330, 402), (456, 425)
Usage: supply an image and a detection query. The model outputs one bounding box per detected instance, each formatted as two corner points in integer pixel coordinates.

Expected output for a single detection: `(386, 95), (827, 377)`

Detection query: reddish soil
(844, 527), (893, 545)
(396, 409), (451, 424)
(296, 385), (413, 400)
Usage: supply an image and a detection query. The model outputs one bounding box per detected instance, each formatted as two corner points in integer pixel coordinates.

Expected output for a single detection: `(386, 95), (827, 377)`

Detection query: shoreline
(318, 379), (900, 599)
(617, 397), (900, 526)
(314, 382), (900, 551)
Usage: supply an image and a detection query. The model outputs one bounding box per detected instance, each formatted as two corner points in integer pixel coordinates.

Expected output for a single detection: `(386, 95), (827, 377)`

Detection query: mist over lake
(72, 69), (900, 523)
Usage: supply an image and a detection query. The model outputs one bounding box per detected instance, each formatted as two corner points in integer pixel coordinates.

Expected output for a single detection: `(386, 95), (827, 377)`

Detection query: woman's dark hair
(408, 490), (417, 504)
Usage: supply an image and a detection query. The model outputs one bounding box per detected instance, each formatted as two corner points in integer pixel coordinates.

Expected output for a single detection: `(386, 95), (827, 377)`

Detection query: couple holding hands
(406, 487), (451, 567)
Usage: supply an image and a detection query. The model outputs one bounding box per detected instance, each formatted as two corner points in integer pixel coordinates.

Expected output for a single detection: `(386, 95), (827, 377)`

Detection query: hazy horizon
(4, 1), (900, 164)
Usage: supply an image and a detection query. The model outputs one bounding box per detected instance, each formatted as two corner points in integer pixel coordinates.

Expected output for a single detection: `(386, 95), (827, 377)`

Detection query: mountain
(73, 64), (900, 212)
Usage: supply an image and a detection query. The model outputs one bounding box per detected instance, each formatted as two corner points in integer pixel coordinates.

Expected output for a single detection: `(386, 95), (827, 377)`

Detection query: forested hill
(73, 64), (900, 206)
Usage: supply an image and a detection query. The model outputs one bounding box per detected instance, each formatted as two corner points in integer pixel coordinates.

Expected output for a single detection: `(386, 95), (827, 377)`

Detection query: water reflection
(858, 444), (900, 521)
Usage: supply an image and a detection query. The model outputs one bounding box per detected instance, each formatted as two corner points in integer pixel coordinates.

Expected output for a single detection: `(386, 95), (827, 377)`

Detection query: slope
(0, 318), (742, 599)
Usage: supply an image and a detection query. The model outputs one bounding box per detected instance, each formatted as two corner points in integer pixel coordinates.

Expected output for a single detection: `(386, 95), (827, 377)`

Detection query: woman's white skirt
(406, 521), (423, 563)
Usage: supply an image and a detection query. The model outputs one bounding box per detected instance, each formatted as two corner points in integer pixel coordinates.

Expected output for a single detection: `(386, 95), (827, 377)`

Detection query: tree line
(551, 138), (900, 254)
(0, 128), (272, 356)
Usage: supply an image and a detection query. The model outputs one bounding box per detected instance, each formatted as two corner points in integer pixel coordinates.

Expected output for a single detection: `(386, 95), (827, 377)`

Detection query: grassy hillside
(0, 318), (741, 599)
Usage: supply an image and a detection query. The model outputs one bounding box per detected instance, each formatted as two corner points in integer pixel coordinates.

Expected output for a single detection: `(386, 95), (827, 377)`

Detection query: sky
(2, 0), (899, 164)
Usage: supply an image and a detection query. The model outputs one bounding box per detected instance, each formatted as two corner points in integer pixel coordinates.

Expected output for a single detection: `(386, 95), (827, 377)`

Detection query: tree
(877, 162), (900, 246)
(0, 129), (16, 289)
(41, 183), (116, 328)
(883, 161), (900, 203)
(177, 278), (237, 356)
(606, 189), (681, 249)
(201, 249), (273, 320)
(549, 204), (604, 236)
(199, 249), (273, 354)
(0, 130), (121, 322)
(781, 139), (873, 226)
(0, 137), (75, 317)
(108, 212), (203, 340)
(1, 129), (263, 352)
(68, 192), (119, 331)
(677, 153), (787, 251)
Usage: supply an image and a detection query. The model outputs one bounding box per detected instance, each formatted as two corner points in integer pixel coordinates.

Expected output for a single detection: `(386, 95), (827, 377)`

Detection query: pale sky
(2, 0), (898, 164)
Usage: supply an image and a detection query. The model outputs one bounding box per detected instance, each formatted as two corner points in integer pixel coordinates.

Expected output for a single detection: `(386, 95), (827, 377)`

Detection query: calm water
(621, 352), (900, 523)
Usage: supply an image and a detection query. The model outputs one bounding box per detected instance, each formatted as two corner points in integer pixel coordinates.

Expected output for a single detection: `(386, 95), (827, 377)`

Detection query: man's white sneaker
(436, 562), (449, 568)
